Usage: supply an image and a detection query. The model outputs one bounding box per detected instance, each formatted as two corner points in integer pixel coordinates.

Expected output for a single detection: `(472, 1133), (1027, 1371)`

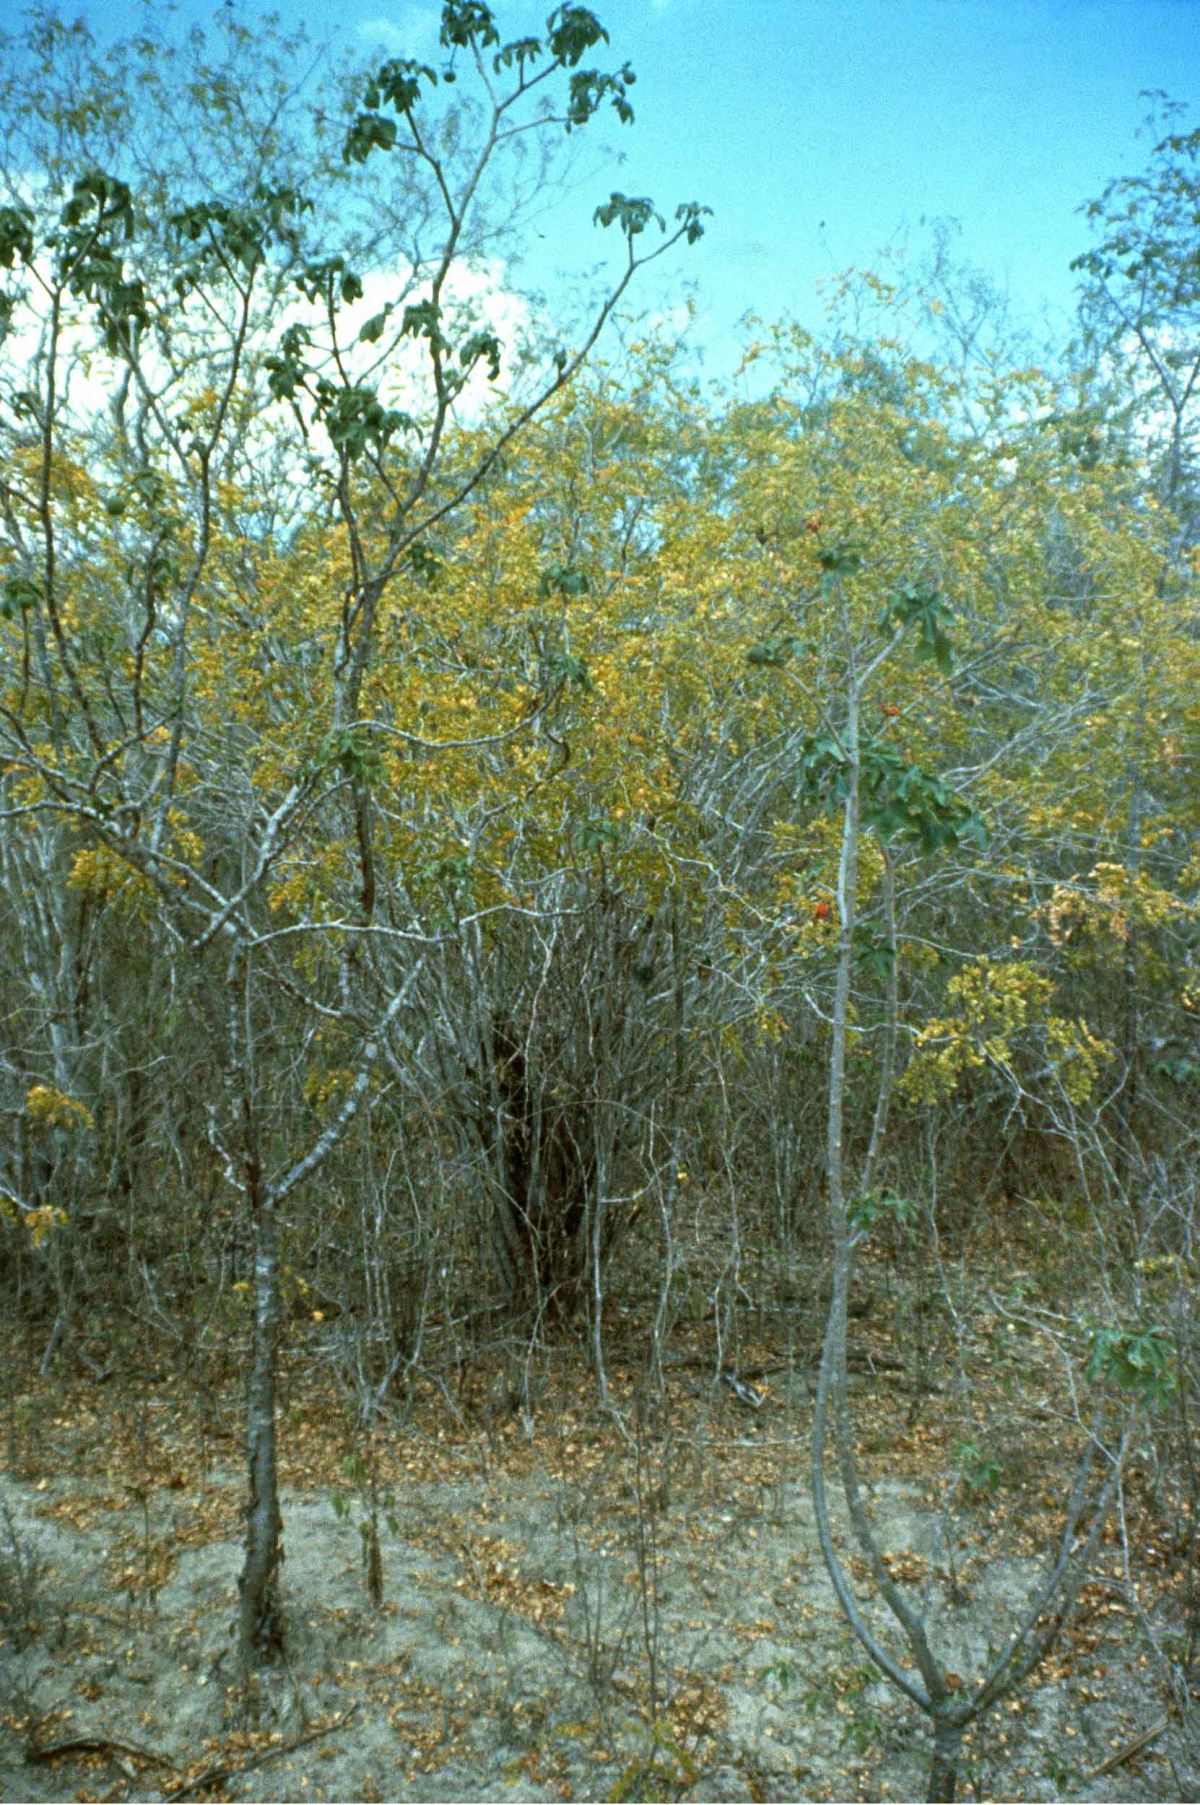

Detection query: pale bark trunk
(238, 1109), (284, 1667)
(1116, 765), (1142, 1192)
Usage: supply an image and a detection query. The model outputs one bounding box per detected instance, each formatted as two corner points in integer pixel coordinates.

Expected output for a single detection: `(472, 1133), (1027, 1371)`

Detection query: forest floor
(0, 1304), (1194, 1804)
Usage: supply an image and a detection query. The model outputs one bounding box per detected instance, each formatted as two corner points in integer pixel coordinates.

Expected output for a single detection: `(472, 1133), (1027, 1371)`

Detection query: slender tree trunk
(927, 1715), (965, 1803)
(238, 1104), (284, 1668)
(590, 1124), (611, 1409)
(823, 679), (861, 1451)
(1116, 764), (1142, 1193)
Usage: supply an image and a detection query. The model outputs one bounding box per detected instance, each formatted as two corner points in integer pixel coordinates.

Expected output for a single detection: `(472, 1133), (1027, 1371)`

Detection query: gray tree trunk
(238, 1103), (284, 1668)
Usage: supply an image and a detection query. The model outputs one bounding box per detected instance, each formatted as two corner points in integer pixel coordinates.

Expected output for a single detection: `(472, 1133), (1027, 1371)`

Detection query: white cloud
(355, 9), (441, 59)
(0, 247), (536, 470)
(353, 257), (536, 420)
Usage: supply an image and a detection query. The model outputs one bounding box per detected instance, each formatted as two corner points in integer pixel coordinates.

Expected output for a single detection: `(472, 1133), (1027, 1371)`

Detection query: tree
(0, 0), (704, 1671)
(1066, 96), (1200, 1186)
(1073, 94), (1200, 539)
(732, 319), (1175, 1802)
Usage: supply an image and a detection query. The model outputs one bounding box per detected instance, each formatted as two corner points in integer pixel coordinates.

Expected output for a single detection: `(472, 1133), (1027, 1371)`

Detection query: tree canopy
(1, 14), (1197, 1795)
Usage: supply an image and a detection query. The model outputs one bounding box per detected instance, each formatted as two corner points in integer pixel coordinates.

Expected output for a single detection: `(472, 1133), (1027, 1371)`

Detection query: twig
(1078, 1714), (1169, 1786)
(28, 1734), (178, 1771)
(164, 1704), (359, 1801)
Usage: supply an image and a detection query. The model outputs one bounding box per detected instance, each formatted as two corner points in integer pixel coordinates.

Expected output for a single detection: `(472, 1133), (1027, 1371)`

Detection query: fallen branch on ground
(1077, 1714), (1170, 1787)
(28, 1734), (179, 1772)
(164, 1704), (360, 1802)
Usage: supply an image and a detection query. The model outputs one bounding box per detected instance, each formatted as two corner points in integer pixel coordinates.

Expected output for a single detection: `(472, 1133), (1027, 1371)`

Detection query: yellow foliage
(1046, 864), (1191, 948)
(25, 1084), (94, 1132)
(25, 1206), (69, 1246)
(303, 1067), (359, 1112)
(1045, 1017), (1113, 1105)
(67, 846), (155, 913)
(901, 960), (1054, 1103)
(0, 1199), (70, 1245)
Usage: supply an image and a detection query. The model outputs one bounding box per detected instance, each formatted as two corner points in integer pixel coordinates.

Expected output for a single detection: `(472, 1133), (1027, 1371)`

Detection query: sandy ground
(1, 1401), (1193, 1804)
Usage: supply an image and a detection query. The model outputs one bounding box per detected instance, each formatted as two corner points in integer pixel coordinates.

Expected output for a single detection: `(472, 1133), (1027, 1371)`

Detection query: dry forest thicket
(0, 7), (1198, 1802)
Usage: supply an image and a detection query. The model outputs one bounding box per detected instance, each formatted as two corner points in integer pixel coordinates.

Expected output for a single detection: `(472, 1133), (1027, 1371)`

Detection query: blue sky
(517, 0), (1200, 371)
(6, 0), (1199, 375)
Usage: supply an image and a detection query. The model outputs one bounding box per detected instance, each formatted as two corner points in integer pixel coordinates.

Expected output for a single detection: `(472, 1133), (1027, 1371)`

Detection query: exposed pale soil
(1, 1364), (1193, 1804)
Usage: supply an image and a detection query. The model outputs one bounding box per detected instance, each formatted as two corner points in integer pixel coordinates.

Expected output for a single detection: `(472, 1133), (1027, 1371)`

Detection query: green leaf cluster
(878, 584), (954, 675)
(56, 170), (150, 355)
(796, 734), (988, 856)
(1086, 1323), (1177, 1406)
